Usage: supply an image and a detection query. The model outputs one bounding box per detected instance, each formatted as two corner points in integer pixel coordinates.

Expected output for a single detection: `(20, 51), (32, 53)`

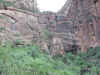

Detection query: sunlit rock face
(59, 0), (100, 51)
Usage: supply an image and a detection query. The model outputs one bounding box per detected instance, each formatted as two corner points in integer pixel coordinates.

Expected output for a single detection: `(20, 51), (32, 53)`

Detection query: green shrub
(0, 42), (79, 75)
(0, 41), (100, 75)
(0, 27), (5, 32)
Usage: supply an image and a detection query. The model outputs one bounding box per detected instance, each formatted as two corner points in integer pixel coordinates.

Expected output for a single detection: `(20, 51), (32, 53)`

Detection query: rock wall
(59, 0), (100, 51)
(0, 4), (64, 56)
(38, 12), (64, 56)
(1, 0), (100, 54)
(0, 10), (39, 44)
(0, 0), (41, 45)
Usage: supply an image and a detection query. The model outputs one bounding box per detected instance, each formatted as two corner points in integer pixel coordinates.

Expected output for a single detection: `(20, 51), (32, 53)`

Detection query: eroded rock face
(55, 14), (76, 51)
(2, 0), (100, 54)
(38, 12), (65, 55)
(0, 10), (40, 44)
(0, 10), (63, 55)
(59, 0), (100, 51)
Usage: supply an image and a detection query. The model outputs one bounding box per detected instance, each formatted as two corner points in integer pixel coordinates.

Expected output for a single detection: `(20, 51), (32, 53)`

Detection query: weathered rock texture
(0, 0), (41, 46)
(0, 10), (39, 43)
(38, 12), (64, 56)
(1, 0), (100, 54)
(59, 0), (100, 51)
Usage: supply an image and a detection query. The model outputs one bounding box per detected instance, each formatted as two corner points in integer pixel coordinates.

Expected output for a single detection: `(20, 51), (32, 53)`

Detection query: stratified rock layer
(59, 0), (100, 51)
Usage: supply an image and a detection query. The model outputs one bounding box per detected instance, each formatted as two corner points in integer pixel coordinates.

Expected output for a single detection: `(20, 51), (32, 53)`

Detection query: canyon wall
(59, 0), (100, 51)
(1, 0), (100, 54)
(0, 0), (64, 56)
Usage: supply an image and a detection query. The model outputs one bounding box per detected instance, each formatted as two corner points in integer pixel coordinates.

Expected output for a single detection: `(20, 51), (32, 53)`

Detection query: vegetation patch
(0, 41), (100, 75)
